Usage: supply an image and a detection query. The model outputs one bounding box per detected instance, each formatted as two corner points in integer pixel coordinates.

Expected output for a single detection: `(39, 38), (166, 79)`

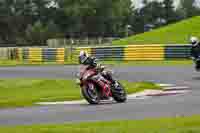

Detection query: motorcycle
(192, 56), (200, 71)
(76, 65), (127, 104)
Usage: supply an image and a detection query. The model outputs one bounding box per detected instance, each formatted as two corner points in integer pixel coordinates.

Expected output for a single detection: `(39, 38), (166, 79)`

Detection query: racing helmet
(79, 50), (88, 64)
(190, 36), (199, 45)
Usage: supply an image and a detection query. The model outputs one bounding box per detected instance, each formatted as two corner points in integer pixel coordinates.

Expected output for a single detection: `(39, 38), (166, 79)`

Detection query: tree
(178, 0), (200, 18)
(0, 0), (54, 44)
(130, 1), (165, 34)
(56, 0), (132, 38)
(0, 0), (134, 44)
(0, 0), (23, 43)
(130, 9), (145, 33)
(95, 0), (133, 37)
(25, 21), (48, 44)
(46, 20), (63, 38)
(163, 0), (178, 23)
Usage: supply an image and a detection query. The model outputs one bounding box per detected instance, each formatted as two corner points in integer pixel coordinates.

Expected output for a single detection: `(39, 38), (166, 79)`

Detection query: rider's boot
(110, 78), (119, 89)
(101, 71), (119, 88)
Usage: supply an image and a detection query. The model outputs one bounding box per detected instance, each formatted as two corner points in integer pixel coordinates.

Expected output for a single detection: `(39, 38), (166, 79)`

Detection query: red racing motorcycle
(76, 65), (127, 104)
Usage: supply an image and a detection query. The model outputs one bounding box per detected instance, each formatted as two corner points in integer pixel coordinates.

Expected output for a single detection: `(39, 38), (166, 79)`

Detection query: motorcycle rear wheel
(81, 83), (100, 104)
(195, 60), (200, 71)
(112, 81), (127, 103)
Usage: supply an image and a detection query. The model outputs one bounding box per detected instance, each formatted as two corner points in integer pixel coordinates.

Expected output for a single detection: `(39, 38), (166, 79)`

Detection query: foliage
(177, 0), (200, 18)
(113, 16), (200, 45)
(0, 0), (199, 46)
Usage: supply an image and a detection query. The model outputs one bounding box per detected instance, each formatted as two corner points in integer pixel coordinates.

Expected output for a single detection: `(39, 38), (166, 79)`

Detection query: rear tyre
(196, 60), (200, 71)
(81, 83), (100, 104)
(112, 81), (127, 103)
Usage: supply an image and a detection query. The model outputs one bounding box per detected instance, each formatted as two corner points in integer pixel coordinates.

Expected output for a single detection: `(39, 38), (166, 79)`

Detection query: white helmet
(79, 50), (88, 57)
(190, 36), (199, 45)
(79, 50), (88, 64)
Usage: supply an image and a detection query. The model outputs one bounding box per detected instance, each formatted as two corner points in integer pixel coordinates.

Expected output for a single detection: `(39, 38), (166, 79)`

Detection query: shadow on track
(79, 100), (122, 107)
(192, 76), (200, 80)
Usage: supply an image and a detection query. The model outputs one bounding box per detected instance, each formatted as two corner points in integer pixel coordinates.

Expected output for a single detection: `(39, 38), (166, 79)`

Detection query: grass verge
(102, 60), (193, 66)
(112, 16), (200, 45)
(0, 60), (193, 67)
(0, 60), (21, 66)
(0, 79), (161, 108)
(1, 115), (200, 133)
(0, 60), (78, 66)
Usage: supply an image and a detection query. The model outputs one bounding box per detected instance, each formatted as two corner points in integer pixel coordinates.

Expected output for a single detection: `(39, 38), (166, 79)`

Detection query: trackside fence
(0, 45), (192, 63)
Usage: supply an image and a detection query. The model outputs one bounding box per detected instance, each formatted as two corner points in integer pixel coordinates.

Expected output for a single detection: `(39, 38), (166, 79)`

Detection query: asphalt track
(0, 65), (200, 126)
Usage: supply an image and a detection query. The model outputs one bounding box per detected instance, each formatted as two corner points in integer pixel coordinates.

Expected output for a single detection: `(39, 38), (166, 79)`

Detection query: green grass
(123, 81), (161, 94)
(0, 79), (160, 108)
(102, 60), (193, 66)
(0, 60), (78, 66)
(0, 60), (193, 67)
(0, 60), (21, 66)
(1, 115), (200, 133)
(113, 16), (200, 45)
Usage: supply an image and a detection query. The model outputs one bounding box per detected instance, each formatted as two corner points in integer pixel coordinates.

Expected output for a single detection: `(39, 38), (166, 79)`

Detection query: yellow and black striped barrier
(11, 44), (192, 64)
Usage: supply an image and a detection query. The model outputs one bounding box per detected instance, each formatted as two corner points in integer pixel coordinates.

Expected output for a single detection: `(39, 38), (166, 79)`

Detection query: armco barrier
(0, 48), (9, 59)
(23, 48), (29, 61)
(2, 44), (192, 63)
(165, 45), (191, 59)
(43, 48), (57, 62)
(16, 48), (23, 61)
(29, 48), (42, 62)
(56, 48), (65, 63)
(0, 48), (16, 60)
(124, 45), (165, 61)
(94, 47), (124, 61)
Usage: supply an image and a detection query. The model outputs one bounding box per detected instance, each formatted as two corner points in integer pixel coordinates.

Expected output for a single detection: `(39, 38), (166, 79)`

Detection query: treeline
(0, 0), (199, 45)
(131, 0), (200, 33)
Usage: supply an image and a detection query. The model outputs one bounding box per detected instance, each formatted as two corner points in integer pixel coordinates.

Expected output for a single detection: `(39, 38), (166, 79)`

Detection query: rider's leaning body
(78, 51), (117, 85)
(190, 36), (200, 59)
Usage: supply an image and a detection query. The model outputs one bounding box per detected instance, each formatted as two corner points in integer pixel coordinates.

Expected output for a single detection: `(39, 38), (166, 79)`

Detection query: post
(70, 38), (74, 62)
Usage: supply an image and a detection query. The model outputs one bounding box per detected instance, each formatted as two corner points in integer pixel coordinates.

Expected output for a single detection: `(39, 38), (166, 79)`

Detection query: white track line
(37, 100), (87, 105)
(147, 90), (191, 96)
(158, 84), (175, 87)
(36, 93), (151, 105)
(164, 86), (190, 90)
(36, 84), (190, 105)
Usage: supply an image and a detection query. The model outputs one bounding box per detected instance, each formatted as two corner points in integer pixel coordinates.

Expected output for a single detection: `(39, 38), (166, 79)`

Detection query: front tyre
(81, 83), (100, 104)
(112, 81), (127, 103)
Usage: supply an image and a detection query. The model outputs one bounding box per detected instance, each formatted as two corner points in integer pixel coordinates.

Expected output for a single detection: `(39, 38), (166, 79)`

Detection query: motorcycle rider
(190, 36), (200, 70)
(78, 50), (118, 86)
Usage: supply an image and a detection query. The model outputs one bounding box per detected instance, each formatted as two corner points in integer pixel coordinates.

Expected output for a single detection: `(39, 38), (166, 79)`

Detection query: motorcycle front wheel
(81, 83), (100, 104)
(111, 81), (127, 103)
